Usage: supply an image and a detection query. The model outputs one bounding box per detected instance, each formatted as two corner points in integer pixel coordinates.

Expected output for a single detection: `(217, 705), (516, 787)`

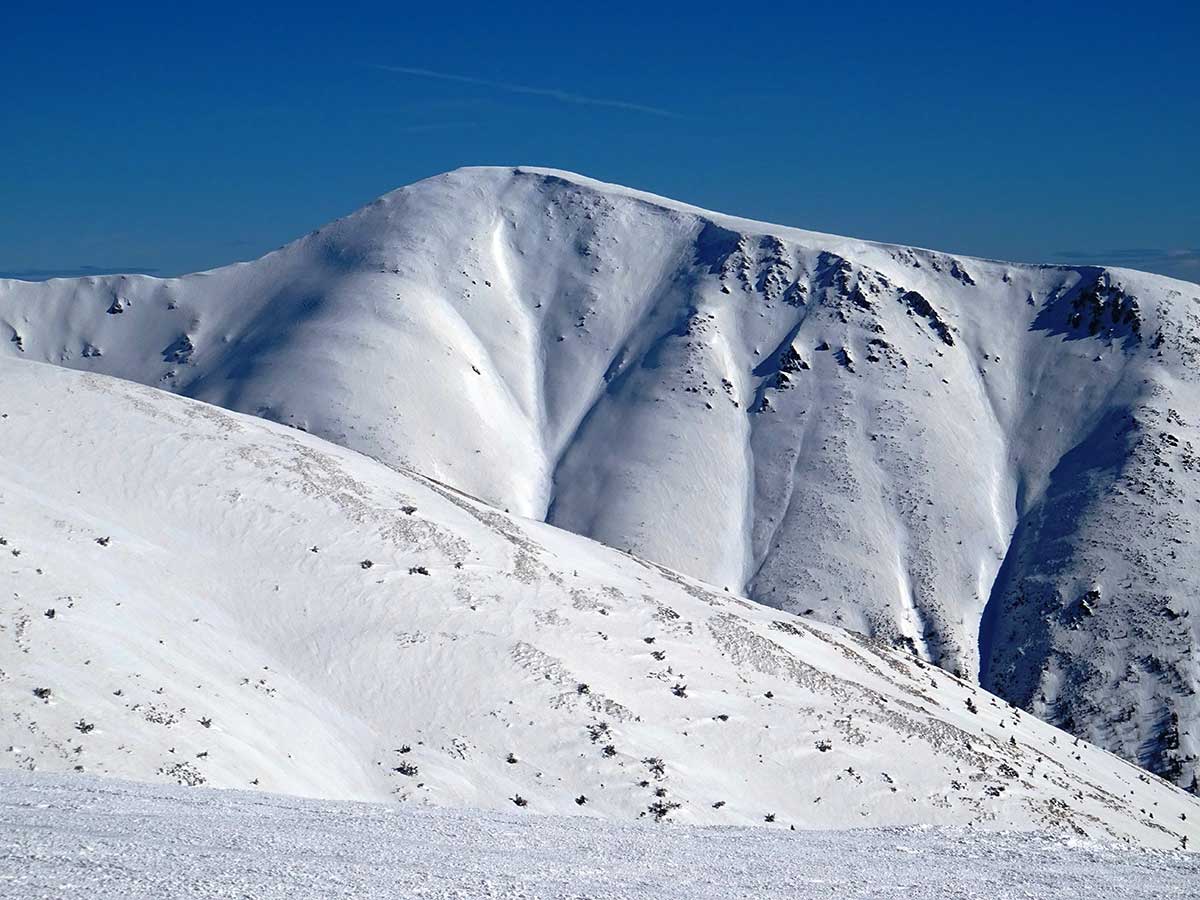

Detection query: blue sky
(2, 1), (1197, 281)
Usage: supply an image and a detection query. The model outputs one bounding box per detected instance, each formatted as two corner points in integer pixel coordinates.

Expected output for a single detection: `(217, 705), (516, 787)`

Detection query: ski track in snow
(2, 771), (1197, 899)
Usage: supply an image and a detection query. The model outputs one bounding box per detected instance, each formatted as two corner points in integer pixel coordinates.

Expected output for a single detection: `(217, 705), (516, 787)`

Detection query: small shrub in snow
(647, 799), (680, 821)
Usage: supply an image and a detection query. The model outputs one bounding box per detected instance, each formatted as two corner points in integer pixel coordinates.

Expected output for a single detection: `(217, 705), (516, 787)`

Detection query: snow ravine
(1, 358), (1198, 849)
(2, 771), (1197, 899)
(2, 167), (1199, 794)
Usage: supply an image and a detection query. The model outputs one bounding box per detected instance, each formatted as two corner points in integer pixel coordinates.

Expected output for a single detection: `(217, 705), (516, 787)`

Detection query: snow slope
(1, 167), (1199, 793)
(1, 357), (1197, 848)
(3, 771), (1197, 900)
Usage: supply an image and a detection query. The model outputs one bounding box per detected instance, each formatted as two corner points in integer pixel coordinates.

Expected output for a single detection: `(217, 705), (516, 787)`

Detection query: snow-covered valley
(2, 166), (1198, 795)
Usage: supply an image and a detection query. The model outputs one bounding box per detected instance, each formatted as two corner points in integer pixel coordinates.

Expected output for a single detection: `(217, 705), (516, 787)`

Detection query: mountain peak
(1, 174), (1199, 797)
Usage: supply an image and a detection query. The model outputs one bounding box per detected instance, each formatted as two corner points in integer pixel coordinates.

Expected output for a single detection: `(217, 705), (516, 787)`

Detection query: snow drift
(4, 770), (1198, 898)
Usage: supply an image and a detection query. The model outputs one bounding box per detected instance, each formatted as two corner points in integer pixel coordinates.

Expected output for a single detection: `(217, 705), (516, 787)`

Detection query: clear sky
(2, 1), (1197, 282)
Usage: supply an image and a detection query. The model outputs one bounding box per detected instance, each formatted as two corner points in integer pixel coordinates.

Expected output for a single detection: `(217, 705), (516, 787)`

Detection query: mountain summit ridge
(2, 166), (1198, 792)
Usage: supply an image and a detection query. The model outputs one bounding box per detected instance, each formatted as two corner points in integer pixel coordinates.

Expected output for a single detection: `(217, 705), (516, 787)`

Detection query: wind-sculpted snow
(3, 772), (1198, 900)
(1, 167), (1199, 793)
(2, 359), (1198, 847)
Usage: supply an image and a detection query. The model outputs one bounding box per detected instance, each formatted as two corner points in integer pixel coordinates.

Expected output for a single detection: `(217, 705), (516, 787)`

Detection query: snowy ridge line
(1, 357), (1198, 849)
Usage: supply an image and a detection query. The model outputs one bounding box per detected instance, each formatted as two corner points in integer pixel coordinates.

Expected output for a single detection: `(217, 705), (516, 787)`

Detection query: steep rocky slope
(2, 167), (1198, 791)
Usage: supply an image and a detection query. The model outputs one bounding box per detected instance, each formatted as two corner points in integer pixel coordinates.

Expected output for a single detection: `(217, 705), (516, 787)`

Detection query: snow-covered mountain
(1, 357), (1197, 848)
(2, 167), (1198, 794)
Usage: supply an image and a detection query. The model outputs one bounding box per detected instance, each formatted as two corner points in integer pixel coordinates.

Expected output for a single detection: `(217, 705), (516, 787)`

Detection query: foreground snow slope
(2, 167), (1199, 793)
(3, 772), (1197, 900)
(0, 358), (1197, 848)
